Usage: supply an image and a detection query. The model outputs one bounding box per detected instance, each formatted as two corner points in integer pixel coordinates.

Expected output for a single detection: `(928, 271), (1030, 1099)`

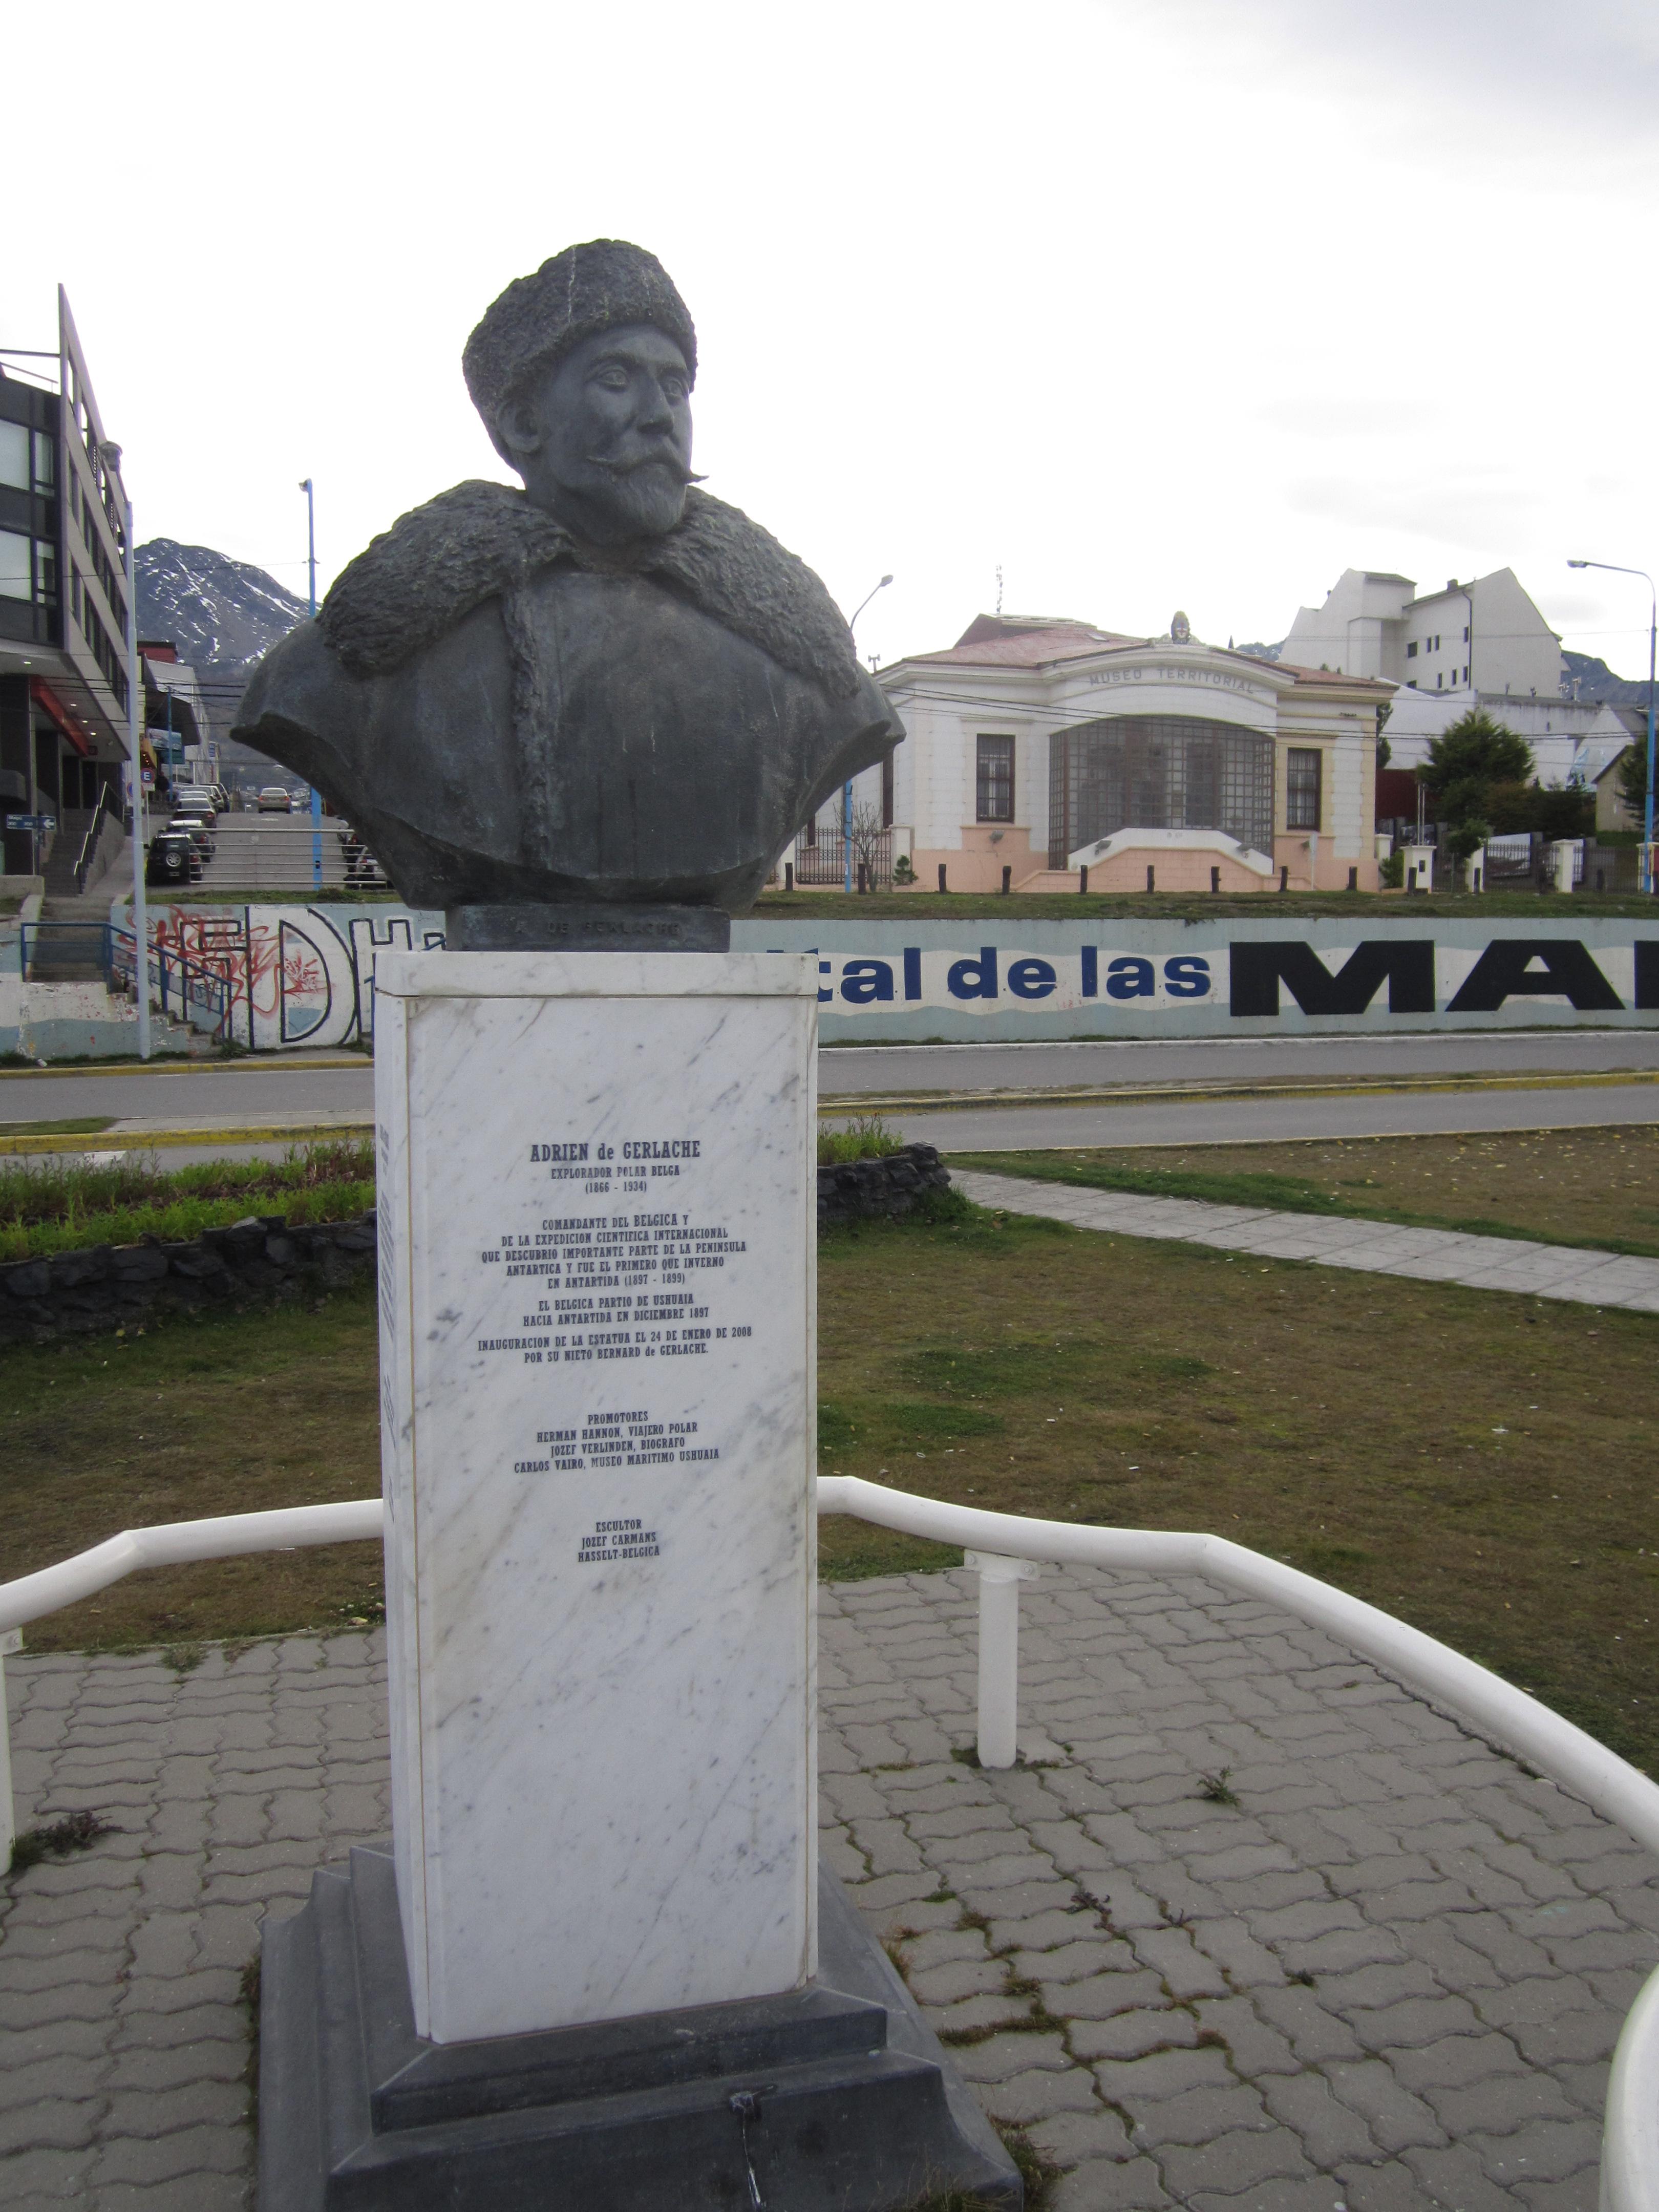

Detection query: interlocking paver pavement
(952, 1167), (1659, 1314)
(4, 1568), (1655, 2208)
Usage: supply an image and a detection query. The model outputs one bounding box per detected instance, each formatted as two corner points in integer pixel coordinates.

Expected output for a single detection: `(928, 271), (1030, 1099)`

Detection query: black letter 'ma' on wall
(1635, 941), (1659, 1010)
(1446, 939), (1623, 1013)
(1228, 940), (1436, 1018)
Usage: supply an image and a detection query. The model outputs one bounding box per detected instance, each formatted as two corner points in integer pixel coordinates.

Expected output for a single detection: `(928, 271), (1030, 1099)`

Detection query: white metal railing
(1, 1479), (1656, 2202)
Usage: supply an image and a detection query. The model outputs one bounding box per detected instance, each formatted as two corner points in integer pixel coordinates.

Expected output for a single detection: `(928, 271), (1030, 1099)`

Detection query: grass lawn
(5, 1200), (1658, 1776)
(0, 1118), (117, 1143)
(950, 1125), (1659, 1258)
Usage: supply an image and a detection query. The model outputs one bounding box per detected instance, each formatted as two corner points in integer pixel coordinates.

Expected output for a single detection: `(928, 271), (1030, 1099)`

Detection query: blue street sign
(5, 814), (56, 832)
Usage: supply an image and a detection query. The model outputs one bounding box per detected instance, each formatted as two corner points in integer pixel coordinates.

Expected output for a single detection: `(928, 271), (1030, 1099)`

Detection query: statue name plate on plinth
(375, 949), (817, 2043)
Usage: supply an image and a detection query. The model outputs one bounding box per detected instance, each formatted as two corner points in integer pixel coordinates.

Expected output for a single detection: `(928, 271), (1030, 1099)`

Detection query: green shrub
(818, 1115), (906, 1165)
(0, 1140), (375, 1263)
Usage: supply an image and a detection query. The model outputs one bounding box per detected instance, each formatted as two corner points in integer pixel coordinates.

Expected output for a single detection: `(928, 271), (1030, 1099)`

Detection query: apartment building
(0, 289), (133, 878)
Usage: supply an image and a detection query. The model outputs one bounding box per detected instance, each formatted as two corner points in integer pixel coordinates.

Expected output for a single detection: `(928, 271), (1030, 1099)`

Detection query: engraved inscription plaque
(374, 951), (817, 2043)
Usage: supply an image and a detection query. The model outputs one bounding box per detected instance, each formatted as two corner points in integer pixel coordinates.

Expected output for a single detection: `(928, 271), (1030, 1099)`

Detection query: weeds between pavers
(8, 1195), (1659, 1774)
(0, 1138), (376, 1263)
(9, 1809), (113, 1875)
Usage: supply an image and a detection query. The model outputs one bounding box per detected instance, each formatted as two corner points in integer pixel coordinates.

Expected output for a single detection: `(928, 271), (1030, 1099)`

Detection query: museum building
(823, 612), (1392, 895)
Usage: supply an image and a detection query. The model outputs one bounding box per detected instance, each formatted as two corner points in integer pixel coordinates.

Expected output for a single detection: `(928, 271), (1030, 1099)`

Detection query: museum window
(1286, 747), (1322, 831)
(1047, 715), (1274, 868)
(976, 734), (1015, 823)
(1406, 640), (1417, 658)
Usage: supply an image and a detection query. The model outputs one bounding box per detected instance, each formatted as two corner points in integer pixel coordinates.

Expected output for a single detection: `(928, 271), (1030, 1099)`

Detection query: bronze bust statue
(235, 240), (900, 947)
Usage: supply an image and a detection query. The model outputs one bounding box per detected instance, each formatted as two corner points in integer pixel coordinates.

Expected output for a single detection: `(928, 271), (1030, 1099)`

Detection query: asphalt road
(819, 1027), (1659, 1096)
(890, 1082), (1659, 1153)
(6, 1027), (1659, 1131)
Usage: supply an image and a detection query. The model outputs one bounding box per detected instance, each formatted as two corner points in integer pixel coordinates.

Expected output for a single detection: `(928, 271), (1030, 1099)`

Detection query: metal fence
(173, 817), (384, 895)
(793, 830), (894, 890)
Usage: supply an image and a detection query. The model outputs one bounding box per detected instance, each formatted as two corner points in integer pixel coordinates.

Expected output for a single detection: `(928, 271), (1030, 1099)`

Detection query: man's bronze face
(497, 324), (693, 545)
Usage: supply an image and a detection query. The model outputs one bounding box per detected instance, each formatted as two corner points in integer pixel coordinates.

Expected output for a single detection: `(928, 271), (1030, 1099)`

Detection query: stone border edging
(0, 1147), (951, 1343)
(817, 1142), (951, 1225)
(0, 1211), (378, 1345)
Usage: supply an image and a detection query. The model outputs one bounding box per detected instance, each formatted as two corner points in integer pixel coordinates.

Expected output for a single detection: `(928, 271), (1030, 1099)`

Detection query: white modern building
(1282, 566), (1563, 701)
(1280, 565), (1640, 786)
(801, 612), (1392, 895)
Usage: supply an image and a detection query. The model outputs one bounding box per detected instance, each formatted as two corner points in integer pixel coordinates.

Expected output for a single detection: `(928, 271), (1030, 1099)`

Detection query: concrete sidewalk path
(954, 1168), (1659, 1314)
(4, 1566), (1655, 2209)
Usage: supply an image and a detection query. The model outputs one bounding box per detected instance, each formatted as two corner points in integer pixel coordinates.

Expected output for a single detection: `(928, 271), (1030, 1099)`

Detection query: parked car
(146, 831), (201, 886)
(166, 813), (216, 863)
(257, 785), (294, 813)
(338, 825), (388, 887)
(172, 790), (218, 827)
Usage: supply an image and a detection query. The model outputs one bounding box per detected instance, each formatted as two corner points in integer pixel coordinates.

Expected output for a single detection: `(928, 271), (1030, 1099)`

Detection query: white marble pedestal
(373, 951), (818, 2044)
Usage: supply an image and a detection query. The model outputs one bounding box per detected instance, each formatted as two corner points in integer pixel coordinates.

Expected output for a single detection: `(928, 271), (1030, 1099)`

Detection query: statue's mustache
(589, 448), (701, 486)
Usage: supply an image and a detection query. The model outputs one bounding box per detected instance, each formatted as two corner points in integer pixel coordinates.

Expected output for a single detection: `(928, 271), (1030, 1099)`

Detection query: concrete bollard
(0, 1628), (19, 1866)
(1079, 865), (1089, 894)
(965, 1551), (1043, 1769)
(1146, 864), (1155, 893)
(1001, 864), (1011, 895)
(938, 864), (947, 894)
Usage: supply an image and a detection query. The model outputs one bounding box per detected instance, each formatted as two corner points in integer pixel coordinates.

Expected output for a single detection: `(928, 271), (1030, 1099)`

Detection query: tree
(1417, 712), (1532, 886)
(846, 799), (887, 889)
(1417, 710), (1534, 802)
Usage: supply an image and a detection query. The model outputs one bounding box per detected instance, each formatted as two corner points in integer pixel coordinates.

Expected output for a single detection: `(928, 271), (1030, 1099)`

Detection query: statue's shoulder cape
(317, 480), (861, 700)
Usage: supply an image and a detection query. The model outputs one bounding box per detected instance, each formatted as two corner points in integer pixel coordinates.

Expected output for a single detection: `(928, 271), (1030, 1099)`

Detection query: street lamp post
(842, 575), (893, 892)
(1568, 559), (1656, 892)
(301, 480), (322, 891)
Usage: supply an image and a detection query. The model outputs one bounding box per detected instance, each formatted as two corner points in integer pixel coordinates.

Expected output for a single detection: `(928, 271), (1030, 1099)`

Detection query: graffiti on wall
(153, 905), (448, 1050)
(144, 906), (1659, 1047)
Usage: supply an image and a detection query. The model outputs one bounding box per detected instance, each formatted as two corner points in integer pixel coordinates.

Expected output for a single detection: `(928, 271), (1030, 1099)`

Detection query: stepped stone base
(259, 1845), (1020, 2212)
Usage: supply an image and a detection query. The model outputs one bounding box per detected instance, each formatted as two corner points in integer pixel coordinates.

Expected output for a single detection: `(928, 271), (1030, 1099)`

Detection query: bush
(1378, 850), (1405, 889)
(818, 1115), (905, 1165)
(1485, 781), (1594, 839)
(0, 1140), (376, 1264)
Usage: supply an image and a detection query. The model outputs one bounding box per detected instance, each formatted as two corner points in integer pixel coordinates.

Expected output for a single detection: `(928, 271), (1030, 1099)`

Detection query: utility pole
(107, 444), (150, 1059)
(844, 575), (893, 892)
(301, 479), (322, 891)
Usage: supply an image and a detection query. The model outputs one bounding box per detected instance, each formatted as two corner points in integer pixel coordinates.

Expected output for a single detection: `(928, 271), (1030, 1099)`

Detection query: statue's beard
(586, 456), (690, 539)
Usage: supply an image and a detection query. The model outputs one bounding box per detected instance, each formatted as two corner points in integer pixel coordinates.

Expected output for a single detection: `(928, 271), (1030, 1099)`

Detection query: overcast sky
(8, 0), (1657, 678)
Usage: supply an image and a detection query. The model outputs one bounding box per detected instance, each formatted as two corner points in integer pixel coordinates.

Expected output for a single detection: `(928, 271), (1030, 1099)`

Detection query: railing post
(964, 1550), (1041, 1769)
(0, 1627), (20, 1868)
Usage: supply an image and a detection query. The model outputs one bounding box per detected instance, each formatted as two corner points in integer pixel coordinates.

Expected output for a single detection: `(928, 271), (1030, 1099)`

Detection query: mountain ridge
(135, 539), (308, 740)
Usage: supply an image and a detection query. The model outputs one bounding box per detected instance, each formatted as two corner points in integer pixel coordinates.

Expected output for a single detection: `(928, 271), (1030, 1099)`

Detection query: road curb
(0, 1122), (376, 1157)
(819, 1068), (1659, 1116)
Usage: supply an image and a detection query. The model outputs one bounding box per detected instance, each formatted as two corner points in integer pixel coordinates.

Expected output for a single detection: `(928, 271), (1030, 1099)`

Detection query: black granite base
(260, 1846), (1020, 2210)
(445, 903), (732, 952)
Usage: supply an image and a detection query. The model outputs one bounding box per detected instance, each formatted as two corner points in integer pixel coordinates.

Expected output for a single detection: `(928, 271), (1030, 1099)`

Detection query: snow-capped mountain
(135, 539), (309, 739)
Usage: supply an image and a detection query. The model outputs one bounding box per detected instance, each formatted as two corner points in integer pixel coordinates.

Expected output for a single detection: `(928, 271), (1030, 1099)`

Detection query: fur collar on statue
(318, 480), (861, 701)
